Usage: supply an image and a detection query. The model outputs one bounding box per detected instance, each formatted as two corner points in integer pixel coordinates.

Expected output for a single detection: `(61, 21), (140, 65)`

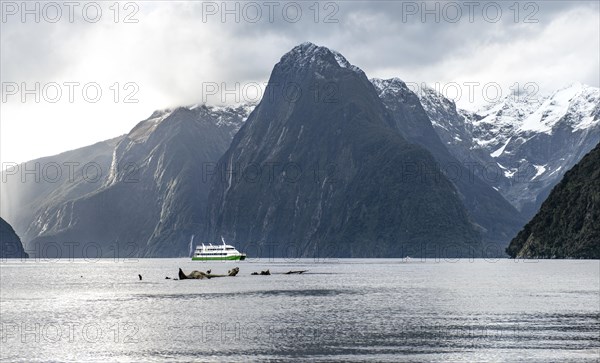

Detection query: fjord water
(1, 259), (598, 362)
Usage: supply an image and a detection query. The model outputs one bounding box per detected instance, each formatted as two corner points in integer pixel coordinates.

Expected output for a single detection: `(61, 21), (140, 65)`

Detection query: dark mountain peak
(278, 42), (364, 76)
(206, 45), (482, 258)
(148, 108), (173, 120)
(128, 104), (250, 145)
(419, 84), (458, 109)
(372, 79), (458, 113)
(371, 78), (420, 108)
(414, 85), (468, 128)
(371, 77), (409, 93)
(244, 42), (395, 134)
(371, 77), (428, 112)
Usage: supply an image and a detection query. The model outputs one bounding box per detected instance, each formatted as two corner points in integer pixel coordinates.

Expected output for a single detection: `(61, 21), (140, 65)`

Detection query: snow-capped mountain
(282, 41), (366, 76)
(370, 77), (524, 247)
(420, 83), (600, 218)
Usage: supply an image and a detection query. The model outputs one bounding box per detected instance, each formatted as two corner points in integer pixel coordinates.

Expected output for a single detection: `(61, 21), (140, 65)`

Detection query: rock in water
(285, 270), (307, 274)
(178, 268), (189, 280)
(227, 267), (240, 276)
(179, 268), (208, 279)
(178, 267), (239, 279)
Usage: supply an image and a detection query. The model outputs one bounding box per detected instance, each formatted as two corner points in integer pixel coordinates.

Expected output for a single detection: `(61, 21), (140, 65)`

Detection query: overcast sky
(1, 0), (599, 164)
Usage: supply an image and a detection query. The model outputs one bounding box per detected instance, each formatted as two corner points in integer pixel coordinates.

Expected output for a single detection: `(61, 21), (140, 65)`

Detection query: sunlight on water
(1, 259), (599, 362)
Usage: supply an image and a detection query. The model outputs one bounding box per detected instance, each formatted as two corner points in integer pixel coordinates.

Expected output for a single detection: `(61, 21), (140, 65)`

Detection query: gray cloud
(1, 0), (598, 163)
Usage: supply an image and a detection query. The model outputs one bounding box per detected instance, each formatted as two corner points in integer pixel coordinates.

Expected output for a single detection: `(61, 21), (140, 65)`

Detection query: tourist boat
(191, 237), (246, 261)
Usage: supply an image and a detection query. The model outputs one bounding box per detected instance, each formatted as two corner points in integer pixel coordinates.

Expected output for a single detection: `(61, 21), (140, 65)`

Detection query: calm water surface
(1, 259), (599, 362)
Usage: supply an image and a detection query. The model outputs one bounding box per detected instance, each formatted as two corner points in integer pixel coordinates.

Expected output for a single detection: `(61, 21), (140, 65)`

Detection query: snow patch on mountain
(504, 169), (517, 179)
(443, 83), (598, 158)
(548, 166), (562, 176)
(128, 109), (174, 143)
(416, 82), (600, 216)
(491, 137), (511, 158)
(519, 83), (594, 133)
(532, 165), (546, 180)
(332, 50), (350, 68)
(282, 42), (365, 75)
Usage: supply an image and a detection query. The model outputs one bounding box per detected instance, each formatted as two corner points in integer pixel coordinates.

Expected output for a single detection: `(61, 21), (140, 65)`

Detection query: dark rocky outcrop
(507, 142), (600, 258)
(0, 217), (28, 258)
(178, 267), (239, 279)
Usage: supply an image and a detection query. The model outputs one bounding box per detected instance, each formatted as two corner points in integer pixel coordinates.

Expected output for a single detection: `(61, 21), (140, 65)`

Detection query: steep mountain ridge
(371, 78), (524, 249)
(507, 142), (600, 258)
(206, 42), (482, 258)
(1, 136), (123, 242)
(24, 105), (249, 257)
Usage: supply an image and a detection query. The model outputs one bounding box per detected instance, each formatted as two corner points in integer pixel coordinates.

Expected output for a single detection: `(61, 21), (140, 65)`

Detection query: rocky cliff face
(0, 217), (28, 258)
(205, 43), (481, 258)
(25, 105), (248, 258)
(371, 78), (524, 251)
(421, 84), (600, 219)
(506, 142), (600, 258)
(1, 136), (122, 242)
